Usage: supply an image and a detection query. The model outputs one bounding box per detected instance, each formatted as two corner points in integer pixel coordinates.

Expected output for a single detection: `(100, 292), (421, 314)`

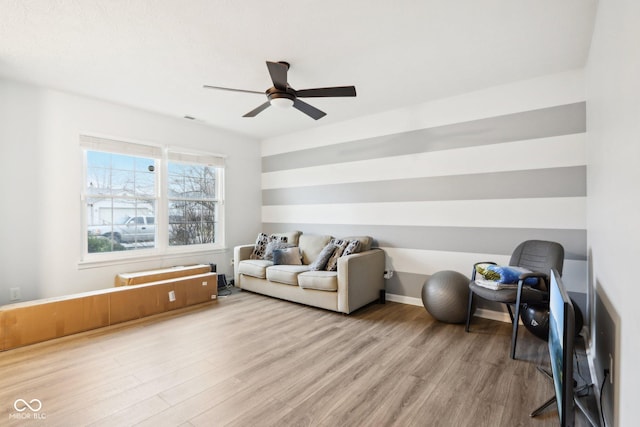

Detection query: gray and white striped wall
(260, 70), (587, 319)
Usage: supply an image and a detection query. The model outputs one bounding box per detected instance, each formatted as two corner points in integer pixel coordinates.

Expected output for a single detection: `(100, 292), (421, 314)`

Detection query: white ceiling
(0, 0), (597, 140)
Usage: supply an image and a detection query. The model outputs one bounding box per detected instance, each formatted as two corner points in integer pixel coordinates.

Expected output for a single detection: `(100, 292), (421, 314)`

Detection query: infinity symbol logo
(13, 399), (42, 412)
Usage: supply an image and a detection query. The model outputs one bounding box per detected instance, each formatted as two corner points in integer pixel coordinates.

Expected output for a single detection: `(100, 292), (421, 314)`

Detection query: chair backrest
(509, 240), (565, 277)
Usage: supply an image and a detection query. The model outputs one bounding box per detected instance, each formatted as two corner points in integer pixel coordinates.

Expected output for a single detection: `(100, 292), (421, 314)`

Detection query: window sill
(78, 246), (228, 270)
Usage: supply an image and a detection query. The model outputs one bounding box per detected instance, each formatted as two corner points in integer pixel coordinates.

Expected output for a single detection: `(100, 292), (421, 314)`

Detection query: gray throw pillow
(273, 247), (303, 265)
(264, 240), (292, 260)
(308, 243), (337, 271)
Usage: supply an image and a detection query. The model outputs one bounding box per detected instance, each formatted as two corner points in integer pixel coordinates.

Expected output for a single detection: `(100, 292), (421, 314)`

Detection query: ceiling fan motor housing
(266, 86), (296, 102)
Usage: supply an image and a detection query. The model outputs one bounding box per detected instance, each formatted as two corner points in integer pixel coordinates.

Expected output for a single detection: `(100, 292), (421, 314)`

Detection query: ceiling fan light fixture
(270, 97), (294, 109)
(204, 61), (356, 119)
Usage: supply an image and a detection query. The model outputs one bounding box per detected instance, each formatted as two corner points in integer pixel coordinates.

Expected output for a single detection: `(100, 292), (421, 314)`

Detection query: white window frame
(164, 147), (226, 252)
(79, 135), (226, 268)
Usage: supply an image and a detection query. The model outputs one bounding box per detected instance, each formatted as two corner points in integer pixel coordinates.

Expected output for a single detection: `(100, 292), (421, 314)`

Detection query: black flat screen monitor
(548, 268), (576, 427)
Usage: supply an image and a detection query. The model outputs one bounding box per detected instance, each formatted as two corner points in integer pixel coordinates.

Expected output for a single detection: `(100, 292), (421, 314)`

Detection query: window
(81, 135), (224, 260)
(167, 159), (219, 247)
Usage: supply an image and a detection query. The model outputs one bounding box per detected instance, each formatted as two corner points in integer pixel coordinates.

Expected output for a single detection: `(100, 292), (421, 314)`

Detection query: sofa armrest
(337, 248), (385, 313)
(234, 245), (255, 286)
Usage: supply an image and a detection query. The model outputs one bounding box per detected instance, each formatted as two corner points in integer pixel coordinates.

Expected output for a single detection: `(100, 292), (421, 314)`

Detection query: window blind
(80, 135), (163, 159)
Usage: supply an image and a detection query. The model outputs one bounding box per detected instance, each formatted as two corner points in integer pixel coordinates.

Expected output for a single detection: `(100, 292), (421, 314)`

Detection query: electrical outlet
(202, 281), (208, 287)
(384, 270), (394, 279)
(211, 294), (217, 299)
(609, 353), (614, 384)
(168, 290), (176, 302)
(230, 259), (234, 266)
(9, 287), (21, 301)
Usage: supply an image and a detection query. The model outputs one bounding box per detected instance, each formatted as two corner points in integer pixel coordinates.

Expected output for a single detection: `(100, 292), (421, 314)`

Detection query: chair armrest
(337, 249), (385, 313)
(471, 261), (497, 280)
(234, 244), (255, 262)
(518, 271), (549, 291)
(233, 245), (255, 285)
(515, 271), (550, 305)
(518, 271), (548, 281)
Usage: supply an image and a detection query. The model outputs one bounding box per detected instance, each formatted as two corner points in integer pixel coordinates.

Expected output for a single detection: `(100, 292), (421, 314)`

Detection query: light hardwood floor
(0, 289), (589, 426)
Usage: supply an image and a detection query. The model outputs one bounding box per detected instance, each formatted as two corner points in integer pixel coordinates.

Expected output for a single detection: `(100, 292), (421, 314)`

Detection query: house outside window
(81, 135), (225, 261)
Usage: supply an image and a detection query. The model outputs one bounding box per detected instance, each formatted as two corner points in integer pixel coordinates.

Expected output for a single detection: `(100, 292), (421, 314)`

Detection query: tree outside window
(168, 162), (219, 246)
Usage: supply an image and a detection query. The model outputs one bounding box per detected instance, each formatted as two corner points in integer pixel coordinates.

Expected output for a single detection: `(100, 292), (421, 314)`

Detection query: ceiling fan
(203, 61), (356, 120)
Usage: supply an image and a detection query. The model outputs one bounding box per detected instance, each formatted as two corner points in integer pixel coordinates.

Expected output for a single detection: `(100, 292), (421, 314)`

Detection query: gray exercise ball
(421, 270), (471, 323)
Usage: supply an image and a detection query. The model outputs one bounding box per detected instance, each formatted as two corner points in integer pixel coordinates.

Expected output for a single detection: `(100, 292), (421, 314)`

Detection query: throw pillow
(250, 233), (288, 260)
(325, 239), (348, 271)
(478, 264), (538, 285)
(264, 240), (292, 260)
(273, 247), (303, 265)
(341, 239), (361, 257)
(308, 243), (337, 271)
(250, 233), (269, 259)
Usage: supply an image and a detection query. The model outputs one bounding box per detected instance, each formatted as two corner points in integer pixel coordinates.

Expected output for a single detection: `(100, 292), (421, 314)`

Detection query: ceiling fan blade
(292, 99), (326, 120)
(203, 85), (264, 95)
(266, 61), (288, 91)
(295, 86), (357, 98)
(243, 101), (271, 117)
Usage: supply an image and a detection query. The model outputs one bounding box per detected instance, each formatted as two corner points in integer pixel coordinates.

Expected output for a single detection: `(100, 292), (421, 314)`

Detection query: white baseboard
(385, 292), (512, 324)
(385, 293), (422, 306)
(474, 308), (512, 323)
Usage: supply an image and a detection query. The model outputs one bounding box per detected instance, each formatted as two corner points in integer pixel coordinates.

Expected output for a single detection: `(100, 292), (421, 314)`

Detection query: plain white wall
(585, 0), (640, 425)
(0, 78), (262, 305)
(0, 80), (44, 303)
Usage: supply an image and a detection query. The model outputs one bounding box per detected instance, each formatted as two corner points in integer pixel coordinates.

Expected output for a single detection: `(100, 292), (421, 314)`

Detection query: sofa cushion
(266, 265), (310, 286)
(298, 271), (338, 292)
(299, 234), (333, 265)
(238, 259), (274, 279)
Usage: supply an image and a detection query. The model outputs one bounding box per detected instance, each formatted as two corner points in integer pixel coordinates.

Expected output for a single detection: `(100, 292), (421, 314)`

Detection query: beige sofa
(233, 231), (385, 314)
